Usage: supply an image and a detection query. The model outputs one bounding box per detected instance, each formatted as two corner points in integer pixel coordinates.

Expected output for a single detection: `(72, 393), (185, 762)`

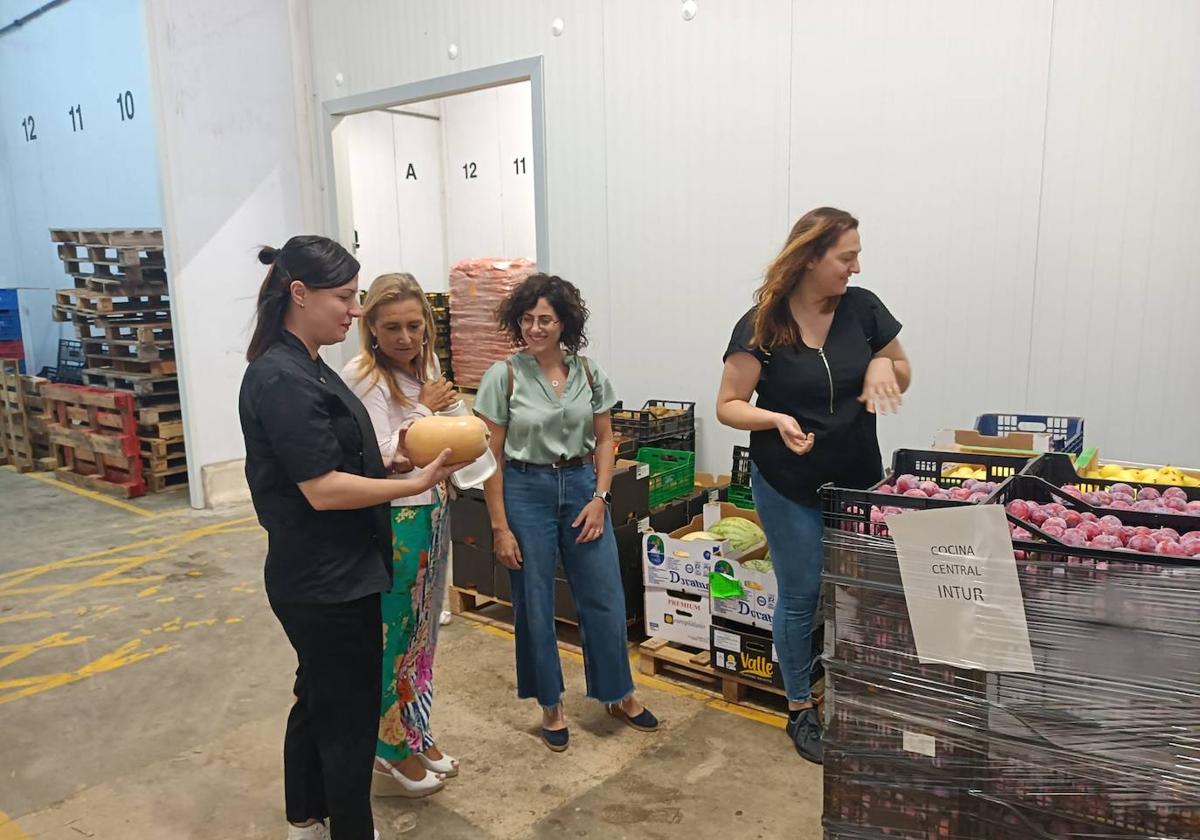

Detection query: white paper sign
(902, 731), (937, 757)
(886, 505), (1034, 673)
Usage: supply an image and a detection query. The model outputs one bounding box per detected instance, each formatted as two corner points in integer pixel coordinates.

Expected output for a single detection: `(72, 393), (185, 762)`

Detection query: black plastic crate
(821, 482), (969, 542)
(611, 400), (695, 444)
(880, 448), (1031, 489)
(1024, 453), (1200, 501)
(988, 475), (1200, 564)
(56, 338), (85, 384)
(731, 444), (751, 487)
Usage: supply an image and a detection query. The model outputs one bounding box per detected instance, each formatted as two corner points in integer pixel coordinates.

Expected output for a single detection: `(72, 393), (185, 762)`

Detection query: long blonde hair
(753, 207), (859, 350)
(347, 273), (439, 407)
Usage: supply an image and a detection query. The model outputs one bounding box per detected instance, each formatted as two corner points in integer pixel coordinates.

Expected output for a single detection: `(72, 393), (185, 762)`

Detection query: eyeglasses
(519, 315), (559, 330)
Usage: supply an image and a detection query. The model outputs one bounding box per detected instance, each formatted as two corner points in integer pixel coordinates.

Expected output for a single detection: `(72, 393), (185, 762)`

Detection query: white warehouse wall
(145, 0), (315, 507)
(304, 0), (1200, 473)
(0, 0), (161, 369)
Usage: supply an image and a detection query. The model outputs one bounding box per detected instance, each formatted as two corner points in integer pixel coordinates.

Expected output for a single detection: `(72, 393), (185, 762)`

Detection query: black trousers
(271, 593), (382, 840)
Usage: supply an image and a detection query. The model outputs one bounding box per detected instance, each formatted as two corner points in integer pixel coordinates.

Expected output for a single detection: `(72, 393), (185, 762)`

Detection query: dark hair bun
(258, 246), (279, 266)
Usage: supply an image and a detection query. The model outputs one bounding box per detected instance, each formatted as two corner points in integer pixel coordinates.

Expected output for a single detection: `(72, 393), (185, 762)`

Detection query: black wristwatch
(593, 491), (612, 507)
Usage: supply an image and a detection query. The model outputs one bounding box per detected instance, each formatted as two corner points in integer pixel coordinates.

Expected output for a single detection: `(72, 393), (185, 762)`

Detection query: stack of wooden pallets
(49, 228), (186, 493)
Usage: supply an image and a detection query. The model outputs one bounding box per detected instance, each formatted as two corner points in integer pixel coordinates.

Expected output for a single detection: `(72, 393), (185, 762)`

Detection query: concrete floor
(0, 468), (822, 839)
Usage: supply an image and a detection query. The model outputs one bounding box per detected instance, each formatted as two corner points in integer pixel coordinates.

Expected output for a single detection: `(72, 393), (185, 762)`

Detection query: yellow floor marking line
(137, 586), (161, 598)
(0, 809), (33, 840)
(0, 611), (55, 626)
(0, 632), (92, 668)
(0, 638), (175, 705)
(23, 472), (157, 517)
(0, 516), (259, 605)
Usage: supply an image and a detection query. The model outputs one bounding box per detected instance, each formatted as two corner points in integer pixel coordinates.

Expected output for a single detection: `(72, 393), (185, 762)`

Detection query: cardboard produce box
(709, 552), (777, 631)
(932, 428), (1052, 456)
(642, 502), (766, 597)
(710, 621), (783, 690)
(644, 586), (711, 649)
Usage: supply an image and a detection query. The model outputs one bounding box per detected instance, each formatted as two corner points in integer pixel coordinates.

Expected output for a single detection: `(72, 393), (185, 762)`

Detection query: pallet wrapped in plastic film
(820, 484), (1200, 840)
(448, 258), (536, 389)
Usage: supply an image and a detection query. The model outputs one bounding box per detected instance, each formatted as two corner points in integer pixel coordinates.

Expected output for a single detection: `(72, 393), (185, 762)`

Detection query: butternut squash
(404, 415), (490, 468)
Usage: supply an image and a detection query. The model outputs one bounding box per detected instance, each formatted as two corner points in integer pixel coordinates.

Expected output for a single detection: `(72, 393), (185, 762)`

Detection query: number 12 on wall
(21, 115), (37, 141)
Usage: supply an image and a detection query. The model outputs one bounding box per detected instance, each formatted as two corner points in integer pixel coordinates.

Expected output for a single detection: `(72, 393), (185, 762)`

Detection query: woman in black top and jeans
(717, 208), (911, 765)
(239, 236), (461, 840)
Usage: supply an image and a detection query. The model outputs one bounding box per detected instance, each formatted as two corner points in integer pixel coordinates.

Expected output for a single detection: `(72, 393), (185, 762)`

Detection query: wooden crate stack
(0, 359), (55, 472)
(49, 228), (186, 493)
(426, 292), (453, 382)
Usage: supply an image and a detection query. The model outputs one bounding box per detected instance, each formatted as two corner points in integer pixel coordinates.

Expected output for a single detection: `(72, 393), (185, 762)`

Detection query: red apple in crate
(1152, 528), (1181, 543)
(1137, 487), (1161, 501)
(1155, 540), (1186, 556)
(1044, 516), (1068, 531)
(931, 491), (951, 500)
(1099, 515), (1122, 528)
(1012, 527), (1033, 541)
(903, 489), (927, 498)
(1111, 492), (1135, 505)
(1110, 500), (1134, 510)
(1007, 500), (1032, 520)
(1077, 521), (1102, 541)
(1110, 482), (1135, 496)
(1063, 510), (1083, 528)
(1081, 512), (1099, 523)
(1082, 492), (1103, 506)
(896, 474), (919, 493)
(1060, 528), (1087, 546)
(1163, 487), (1187, 501)
(878, 484), (895, 494)
(1164, 497), (1187, 512)
(1061, 485), (1083, 499)
(1126, 534), (1158, 553)
(1187, 501), (1200, 515)
(1132, 525), (1153, 537)
(919, 480), (940, 497)
(1134, 500), (1160, 513)
(1045, 503), (1068, 518)
(1181, 538), (1200, 557)
(1030, 508), (1050, 526)
(968, 492), (989, 502)
(1042, 524), (1066, 539)
(1090, 534), (1123, 550)
(950, 486), (973, 501)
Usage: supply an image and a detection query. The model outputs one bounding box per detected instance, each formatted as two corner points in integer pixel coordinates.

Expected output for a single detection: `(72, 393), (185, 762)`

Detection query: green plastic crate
(636, 447), (696, 508)
(727, 484), (755, 511)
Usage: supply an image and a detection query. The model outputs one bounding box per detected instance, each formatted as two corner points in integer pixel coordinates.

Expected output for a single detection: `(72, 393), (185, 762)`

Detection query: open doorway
(322, 59), (547, 375)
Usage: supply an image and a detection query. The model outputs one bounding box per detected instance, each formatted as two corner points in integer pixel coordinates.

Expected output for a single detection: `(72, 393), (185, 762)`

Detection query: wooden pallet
(0, 362), (54, 472)
(57, 243), (165, 266)
(82, 337), (175, 363)
(449, 586), (585, 655)
(55, 288), (170, 317)
(42, 383), (145, 498)
(50, 228), (164, 248)
(638, 637), (823, 711)
(83, 354), (177, 376)
(81, 369), (178, 397)
(146, 468), (188, 493)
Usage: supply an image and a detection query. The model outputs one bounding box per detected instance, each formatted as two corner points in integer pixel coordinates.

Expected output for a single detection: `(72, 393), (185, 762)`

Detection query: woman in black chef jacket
(239, 236), (462, 840)
(716, 208), (911, 766)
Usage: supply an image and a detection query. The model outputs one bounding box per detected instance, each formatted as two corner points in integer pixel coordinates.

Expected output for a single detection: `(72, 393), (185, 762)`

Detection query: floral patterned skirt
(377, 486), (449, 760)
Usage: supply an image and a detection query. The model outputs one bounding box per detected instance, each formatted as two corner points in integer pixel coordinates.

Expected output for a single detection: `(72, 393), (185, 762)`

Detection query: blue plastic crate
(0, 308), (19, 341)
(0, 289), (16, 309)
(974, 412), (1084, 455)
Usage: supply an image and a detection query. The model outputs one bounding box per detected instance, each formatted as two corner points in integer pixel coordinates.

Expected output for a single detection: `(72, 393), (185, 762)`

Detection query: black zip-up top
(724, 287), (902, 507)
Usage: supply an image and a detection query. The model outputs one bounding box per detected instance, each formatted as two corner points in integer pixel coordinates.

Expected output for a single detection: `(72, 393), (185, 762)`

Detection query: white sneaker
(287, 822), (329, 840)
(439, 610), (452, 626)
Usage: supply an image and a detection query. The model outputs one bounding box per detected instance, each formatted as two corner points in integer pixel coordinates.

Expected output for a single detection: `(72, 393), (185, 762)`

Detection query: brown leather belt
(508, 452), (595, 471)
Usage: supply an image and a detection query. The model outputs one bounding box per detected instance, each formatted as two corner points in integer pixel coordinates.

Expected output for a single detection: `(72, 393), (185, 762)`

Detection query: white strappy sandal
(371, 757), (444, 798)
(418, 750), (460, 777)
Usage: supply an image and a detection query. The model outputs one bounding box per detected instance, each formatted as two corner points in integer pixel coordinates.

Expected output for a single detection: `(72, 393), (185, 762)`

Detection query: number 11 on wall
(69, 104), (84, 132)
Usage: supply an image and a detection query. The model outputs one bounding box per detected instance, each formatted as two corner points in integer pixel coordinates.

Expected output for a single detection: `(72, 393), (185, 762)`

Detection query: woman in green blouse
(475, 273), (658, 752)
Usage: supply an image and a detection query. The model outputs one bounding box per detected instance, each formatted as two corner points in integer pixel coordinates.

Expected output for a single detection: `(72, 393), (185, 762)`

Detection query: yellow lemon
(1099, 463), (1123, 479)
(1118, 469), (1139, 481)
(974, 469), (986, 480)
(1183, 476), (1200, 487)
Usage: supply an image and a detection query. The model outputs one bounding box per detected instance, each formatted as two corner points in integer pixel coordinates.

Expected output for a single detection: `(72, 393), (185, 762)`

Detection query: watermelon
(708, 517), (766, 552)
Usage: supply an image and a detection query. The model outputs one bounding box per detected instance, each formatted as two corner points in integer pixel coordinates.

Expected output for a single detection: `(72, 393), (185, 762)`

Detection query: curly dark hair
(496, 273), (590, 354)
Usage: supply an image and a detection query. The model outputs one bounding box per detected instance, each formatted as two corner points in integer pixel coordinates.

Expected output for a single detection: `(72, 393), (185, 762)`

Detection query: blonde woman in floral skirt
(344, 273), (460, 798)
